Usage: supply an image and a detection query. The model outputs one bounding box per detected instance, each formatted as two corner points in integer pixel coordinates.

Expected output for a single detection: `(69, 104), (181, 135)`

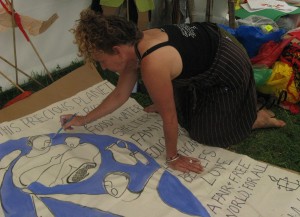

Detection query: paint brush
(52, 113), (78, 138)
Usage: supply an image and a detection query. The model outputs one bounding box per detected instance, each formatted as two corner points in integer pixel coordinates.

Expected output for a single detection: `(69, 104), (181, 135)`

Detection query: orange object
(2, 91), (32, 108)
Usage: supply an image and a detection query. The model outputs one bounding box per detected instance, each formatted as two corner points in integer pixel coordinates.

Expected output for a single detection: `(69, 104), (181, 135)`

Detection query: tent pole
(0, 70), (24, 93)
(228, 0), (236, 28)
(28, 39), (54, 81)
(0, 56), (44, 88)
(8, 0), (19, 85)
(126, 0), (129, 21)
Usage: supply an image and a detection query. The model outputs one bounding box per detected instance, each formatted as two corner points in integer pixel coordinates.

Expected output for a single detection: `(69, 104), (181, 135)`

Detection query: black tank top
(135, 22), (219, 79)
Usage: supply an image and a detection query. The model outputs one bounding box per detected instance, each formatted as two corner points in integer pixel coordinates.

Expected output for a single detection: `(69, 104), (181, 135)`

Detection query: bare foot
(262, 108), (275, 117)
(252, 109), (286, 129)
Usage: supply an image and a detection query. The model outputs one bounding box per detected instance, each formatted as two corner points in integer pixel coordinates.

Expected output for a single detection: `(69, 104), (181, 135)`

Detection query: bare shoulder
(140, 30), (183, 79)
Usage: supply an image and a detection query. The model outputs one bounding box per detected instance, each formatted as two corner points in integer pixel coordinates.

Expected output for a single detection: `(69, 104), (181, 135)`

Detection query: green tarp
(235, 7), (300, 21)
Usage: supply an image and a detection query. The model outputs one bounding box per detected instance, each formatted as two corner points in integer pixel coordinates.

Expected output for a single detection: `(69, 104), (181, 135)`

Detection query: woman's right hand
(60, 115), (86, 130)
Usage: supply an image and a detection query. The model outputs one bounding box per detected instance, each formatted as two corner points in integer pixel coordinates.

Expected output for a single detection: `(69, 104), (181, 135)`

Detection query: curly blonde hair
(71, 9), (143, 62)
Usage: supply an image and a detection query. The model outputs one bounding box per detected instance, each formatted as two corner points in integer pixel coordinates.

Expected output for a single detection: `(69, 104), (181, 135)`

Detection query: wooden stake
(126, 0), (129, 21)
(228, 0), (236, 28)
(0, 69), (24, 93)
(8, 0), (19, 85)
(28, 39), (54, 81)
(205, 0), (211, 22)
(172, 0), (180, 24)
(0, 55), (44, 88)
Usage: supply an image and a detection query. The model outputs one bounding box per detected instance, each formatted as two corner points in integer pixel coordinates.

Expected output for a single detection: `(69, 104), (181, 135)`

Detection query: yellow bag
(257, 61), (300, 103)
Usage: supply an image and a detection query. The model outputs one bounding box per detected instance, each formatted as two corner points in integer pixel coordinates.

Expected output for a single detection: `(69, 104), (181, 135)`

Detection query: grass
(229, 107), (300, 172)
(1, 61), (299, 172)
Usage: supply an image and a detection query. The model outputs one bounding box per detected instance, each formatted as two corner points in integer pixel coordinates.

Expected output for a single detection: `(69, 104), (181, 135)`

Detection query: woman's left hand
(167, 154), (204, 173)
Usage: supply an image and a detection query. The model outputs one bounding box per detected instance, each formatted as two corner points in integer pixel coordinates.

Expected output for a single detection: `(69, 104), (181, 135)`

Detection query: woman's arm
(142, 65), (178, 159)
(141, 50), (203, 173)
(63, 68), (138, 128)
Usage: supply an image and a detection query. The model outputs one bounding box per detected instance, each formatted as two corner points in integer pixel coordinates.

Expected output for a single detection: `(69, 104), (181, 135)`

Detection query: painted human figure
(9, 135), (101, 217)
(39, 168), (210, 217)
(0, 150), (21, 217)
(49, 136), (101, 186)
(1, 133), (210, 216)
(12, 135), (63, 189)
(12, 135), (101, 189)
